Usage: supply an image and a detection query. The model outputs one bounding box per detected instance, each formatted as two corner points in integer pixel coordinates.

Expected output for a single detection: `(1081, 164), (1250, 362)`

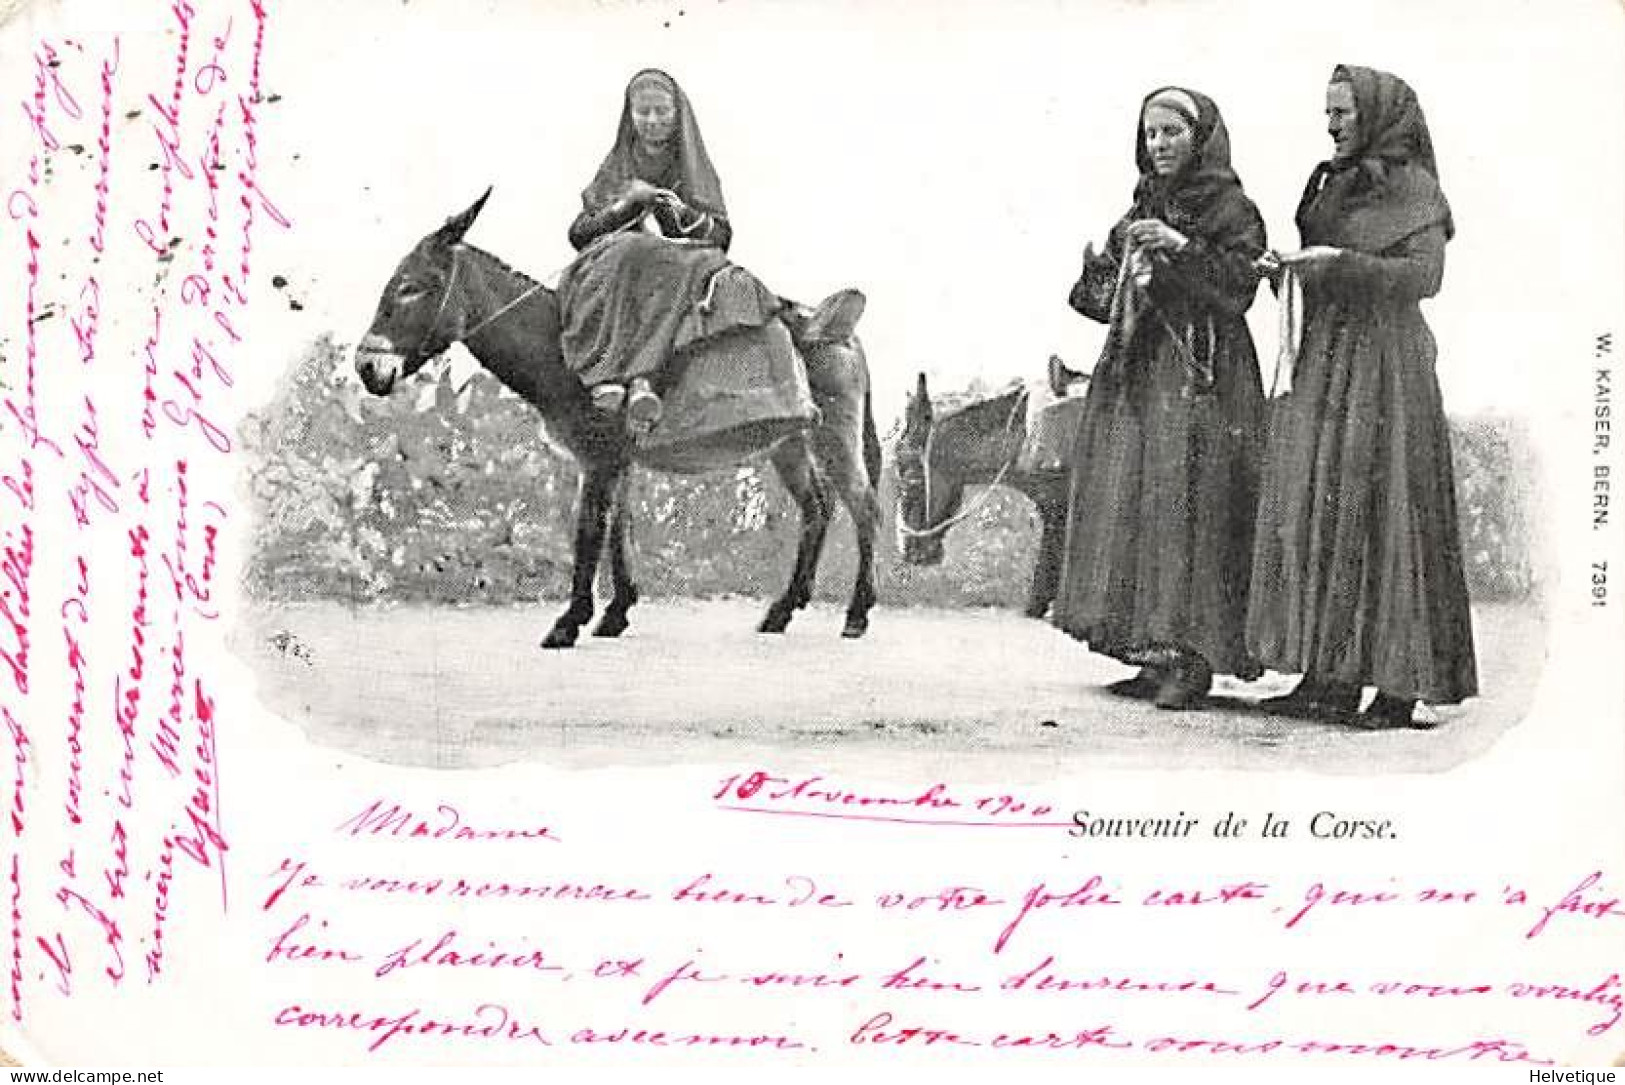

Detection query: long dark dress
(1246, 67), (1478, 706)
(1051, 89), (1275, 685)
(1247, 226), (1477, 703)
(1053, 192), (1267, 677)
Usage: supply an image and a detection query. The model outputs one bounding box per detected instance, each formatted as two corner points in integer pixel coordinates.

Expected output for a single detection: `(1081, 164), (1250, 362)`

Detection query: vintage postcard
(0, 0), (1621, 1072)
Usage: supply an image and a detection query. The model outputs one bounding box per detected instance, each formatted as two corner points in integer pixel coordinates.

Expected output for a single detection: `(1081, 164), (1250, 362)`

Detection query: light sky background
(5, 0), (1624, 429)
(262, 0), (1624, 430)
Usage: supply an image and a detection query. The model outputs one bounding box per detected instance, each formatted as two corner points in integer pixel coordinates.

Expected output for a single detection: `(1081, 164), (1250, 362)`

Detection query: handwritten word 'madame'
(335, 800), (559, 844)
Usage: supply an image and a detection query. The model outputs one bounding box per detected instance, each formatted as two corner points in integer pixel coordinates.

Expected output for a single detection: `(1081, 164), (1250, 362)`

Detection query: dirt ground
(236, 597), (1544, 777)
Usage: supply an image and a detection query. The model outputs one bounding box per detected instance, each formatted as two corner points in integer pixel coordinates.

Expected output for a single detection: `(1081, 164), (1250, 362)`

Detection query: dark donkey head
(895, 372), (946, 565)
(895, 373), (1032, 566)
(355, 188), (493, 395)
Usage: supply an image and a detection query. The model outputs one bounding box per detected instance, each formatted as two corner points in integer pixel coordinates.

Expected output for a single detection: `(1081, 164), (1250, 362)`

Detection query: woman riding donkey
(561, 68), (859, 435)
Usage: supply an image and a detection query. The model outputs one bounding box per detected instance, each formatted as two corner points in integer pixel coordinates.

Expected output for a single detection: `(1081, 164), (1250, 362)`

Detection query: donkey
(894, 373), (1072, 619)
(353, 191), (881, 646)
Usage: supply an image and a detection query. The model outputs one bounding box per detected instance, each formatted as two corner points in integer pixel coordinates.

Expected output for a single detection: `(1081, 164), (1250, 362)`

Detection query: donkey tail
(862, 384), (881, 487)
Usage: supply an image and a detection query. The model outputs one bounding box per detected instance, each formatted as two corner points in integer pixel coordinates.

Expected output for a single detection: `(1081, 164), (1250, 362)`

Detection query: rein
(896, 387), (1028, 541)
(464, 277), (546, 341)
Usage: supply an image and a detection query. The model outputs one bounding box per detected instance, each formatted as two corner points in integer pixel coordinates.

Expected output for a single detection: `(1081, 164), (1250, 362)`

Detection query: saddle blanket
(635, 317), (819, 473)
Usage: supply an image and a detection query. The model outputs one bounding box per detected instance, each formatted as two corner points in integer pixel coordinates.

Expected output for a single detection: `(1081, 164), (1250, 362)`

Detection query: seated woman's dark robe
(557, 70), (784, 392)
(559, 200), (782, 389)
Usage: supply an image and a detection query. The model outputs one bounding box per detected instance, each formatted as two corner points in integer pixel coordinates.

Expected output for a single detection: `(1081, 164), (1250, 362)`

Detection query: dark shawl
(580, 69), (727, 218)
(1296, 65), (1454, 251)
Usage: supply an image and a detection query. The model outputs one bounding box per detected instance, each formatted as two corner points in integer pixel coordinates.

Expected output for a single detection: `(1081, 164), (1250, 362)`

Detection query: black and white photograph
(236, 6), (1551, 774)
(0, 0), (1619, 1071)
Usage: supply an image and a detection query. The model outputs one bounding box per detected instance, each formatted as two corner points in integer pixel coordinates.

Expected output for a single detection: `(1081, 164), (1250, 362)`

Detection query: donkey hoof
(1023, 601), (1051, 620)
(841, 618), (869, 639)
(758, 610), (792, 635)
(541, 626), (578, 650)
(592, 613), (630, 638)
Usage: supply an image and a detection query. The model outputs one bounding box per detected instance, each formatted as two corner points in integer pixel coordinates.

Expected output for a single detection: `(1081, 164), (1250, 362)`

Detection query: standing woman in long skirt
(1248, 65), (1478, 728)
(1052, 87), (1267, 709)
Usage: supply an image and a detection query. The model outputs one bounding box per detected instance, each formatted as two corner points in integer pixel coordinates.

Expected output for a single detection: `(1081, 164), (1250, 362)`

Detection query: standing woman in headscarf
(560, 69), (824, 433)
(1052, 87), (1268, 709)
(1248, 65), (1477, 728)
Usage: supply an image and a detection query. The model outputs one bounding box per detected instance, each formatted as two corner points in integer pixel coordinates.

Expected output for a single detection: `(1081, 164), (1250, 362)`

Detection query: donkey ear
(434, 187), (493, 248)
(915, 372), (929, 399)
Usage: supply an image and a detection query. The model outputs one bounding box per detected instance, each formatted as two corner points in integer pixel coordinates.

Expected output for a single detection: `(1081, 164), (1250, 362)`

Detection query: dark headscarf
(581, 69), (728, 218)
(1094, 88), (1256, 396)
(1296, 65), (1454, 250)
(1129, 86), (1247, 236)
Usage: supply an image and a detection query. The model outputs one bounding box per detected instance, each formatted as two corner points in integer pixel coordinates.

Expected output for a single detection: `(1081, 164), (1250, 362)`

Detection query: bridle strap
(416, 245), (555, 362)
(413, 246), (463, 362)
(896, 386), (1029, 541)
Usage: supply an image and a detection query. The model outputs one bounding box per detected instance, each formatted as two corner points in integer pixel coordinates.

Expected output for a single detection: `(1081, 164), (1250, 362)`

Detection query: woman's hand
(1126, 218), (1188, 253)
(1277, 245), (1343, 266)
(1254, 250), (1283, 276)
(1128, 246), (1154, 287)
(620, 178), (662, 205)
